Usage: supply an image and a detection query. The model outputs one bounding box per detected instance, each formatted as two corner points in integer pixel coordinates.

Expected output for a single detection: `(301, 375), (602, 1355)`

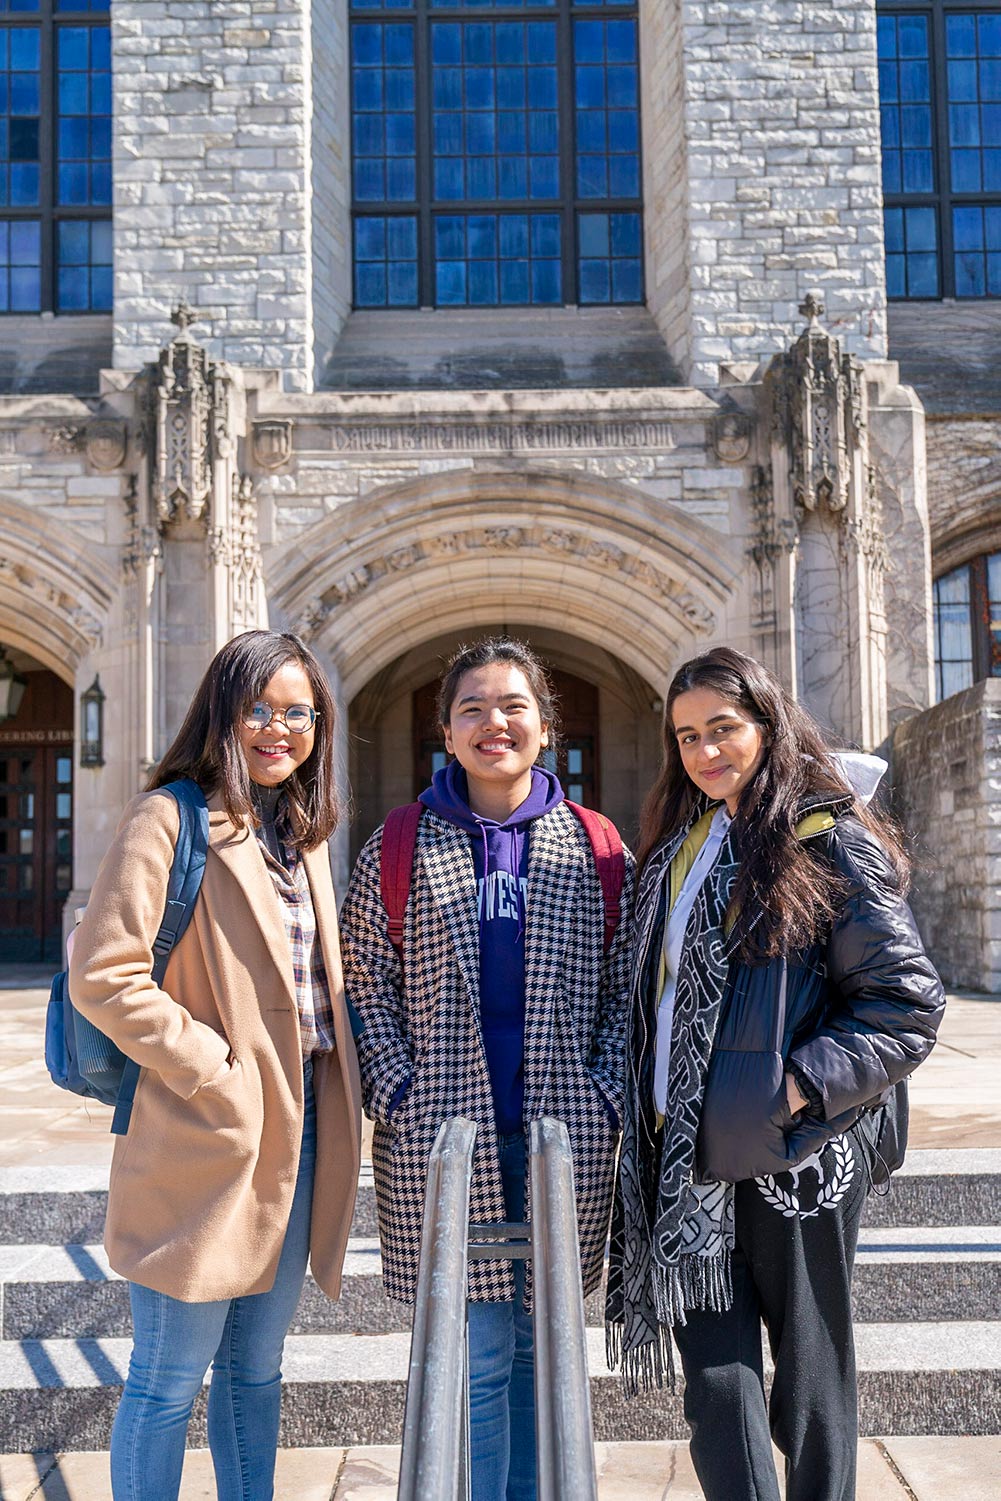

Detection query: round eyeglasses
(241, 703), (319, 734)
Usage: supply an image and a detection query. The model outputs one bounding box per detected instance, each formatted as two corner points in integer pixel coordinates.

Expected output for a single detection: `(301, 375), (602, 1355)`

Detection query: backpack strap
(111, 778), (209, 1136)
(380, 802), (424, 959)
(565, 801), (625, 955)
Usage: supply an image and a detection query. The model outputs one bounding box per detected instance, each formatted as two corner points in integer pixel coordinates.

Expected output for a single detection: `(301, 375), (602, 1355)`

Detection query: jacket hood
(419, 758), (564, 831)
(830, 751), (887, 807)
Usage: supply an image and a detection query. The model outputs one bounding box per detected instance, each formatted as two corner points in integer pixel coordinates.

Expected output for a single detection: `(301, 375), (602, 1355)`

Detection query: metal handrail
(397, 1116), (477, 1501)
(530, 1116), (599, 1501)
(396, 1115), (599, 1501)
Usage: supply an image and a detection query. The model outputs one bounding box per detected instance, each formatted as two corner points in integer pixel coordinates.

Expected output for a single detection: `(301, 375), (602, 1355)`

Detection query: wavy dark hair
(436, 636), (560, 757)
(149, 630), (339, 850)
(636, 646), (908, 961)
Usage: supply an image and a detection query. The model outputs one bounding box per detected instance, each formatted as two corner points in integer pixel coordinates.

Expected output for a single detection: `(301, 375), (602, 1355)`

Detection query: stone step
(3, 1225), (998, 1340)
(1, 1324), (999, 1455)
(2, 1150), (999, 1244)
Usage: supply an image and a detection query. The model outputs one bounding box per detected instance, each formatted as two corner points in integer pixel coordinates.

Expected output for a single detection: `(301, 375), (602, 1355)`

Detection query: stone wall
(892, 678), (1001, 992)
(113, 0), (346, 389)
(664, 0), (888, 384)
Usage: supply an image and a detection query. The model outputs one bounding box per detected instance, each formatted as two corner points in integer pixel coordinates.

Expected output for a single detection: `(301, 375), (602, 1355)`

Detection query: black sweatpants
(672, 1128), (869, 1501)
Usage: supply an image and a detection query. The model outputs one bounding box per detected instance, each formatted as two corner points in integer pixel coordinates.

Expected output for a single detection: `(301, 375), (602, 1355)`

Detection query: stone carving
(712, 409), (754, 464)
(252, 420), (294, 470)
(48, 423), (86, 455)
(86, 419), (128, 472)
(770, 293), (864, 515)
(292, 526), (717, 640)
(0, 555), (104, 646)
(150, 301), (214, 526)
(230, 472), (263, 634)
(328, 418), (676, 455)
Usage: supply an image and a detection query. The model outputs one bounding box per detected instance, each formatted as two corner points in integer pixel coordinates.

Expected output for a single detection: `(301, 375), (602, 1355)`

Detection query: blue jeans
(467, 1130), (536, 1501)
(110, 1058), (317, 1501)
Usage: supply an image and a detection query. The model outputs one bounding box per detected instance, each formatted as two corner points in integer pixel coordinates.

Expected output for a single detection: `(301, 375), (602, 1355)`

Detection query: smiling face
(671, 684), (767, 814)
(237, 660), (317, 788)
(443, 661), (549, 813)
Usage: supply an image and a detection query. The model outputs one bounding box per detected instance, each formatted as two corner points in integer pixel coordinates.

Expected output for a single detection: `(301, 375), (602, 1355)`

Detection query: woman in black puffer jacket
(606, 647), (944, 1501)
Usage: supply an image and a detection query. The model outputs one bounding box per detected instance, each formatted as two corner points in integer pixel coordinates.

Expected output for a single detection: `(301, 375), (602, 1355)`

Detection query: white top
(653, 805), (732, 1117)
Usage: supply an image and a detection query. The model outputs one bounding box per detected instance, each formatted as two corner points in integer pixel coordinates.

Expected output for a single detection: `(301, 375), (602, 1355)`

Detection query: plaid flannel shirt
(256, 814), (336, 1057)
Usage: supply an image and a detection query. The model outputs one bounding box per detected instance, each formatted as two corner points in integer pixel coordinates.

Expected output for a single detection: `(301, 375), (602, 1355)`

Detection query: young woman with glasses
(605, 646), (945, 1501)
(69, 629), (362, 1501)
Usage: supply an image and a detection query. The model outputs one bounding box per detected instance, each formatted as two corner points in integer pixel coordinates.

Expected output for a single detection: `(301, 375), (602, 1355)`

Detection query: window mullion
(931, 1), (955, 296)
(558, 0), (576, 304)
(40, 1), (54, 313)
(415, 0), (433, 306)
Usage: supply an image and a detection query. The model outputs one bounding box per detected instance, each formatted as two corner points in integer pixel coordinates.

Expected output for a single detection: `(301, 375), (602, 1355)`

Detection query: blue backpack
(44, 778), (209, 1136)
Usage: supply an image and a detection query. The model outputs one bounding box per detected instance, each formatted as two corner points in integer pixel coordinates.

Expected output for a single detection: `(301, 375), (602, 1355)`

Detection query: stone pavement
(0, 973), (998, 1499)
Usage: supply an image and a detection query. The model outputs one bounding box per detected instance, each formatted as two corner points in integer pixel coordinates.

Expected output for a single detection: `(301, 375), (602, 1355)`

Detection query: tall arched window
(879, 3), (1001, 298)
(350, 0), (644, 309)
(0, 0), (110, 314)
(933, 549), (1001, 698)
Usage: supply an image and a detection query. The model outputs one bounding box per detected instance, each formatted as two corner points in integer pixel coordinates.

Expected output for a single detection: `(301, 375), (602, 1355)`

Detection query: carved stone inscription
(328, 418), (676, 455)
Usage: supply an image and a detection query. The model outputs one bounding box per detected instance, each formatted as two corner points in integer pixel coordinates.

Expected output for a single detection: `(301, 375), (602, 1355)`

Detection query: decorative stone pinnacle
(799, 291), (825, 326)
(170, 299), (197, 335)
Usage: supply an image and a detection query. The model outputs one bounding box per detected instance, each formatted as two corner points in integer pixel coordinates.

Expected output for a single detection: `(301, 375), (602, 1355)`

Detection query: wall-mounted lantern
(0, 648), (27, 723)
(80, 676), (105, 767)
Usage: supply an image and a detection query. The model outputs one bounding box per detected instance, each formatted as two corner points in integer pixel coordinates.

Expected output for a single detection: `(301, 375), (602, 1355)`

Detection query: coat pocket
(697, 1048), (795, 1182)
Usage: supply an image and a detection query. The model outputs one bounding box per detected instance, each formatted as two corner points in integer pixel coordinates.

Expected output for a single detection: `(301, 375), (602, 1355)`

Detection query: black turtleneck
(251, 782), (289, 870)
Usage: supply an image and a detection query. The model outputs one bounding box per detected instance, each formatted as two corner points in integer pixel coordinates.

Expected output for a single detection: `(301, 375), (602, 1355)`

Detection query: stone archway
(0, 492), (116, 681)
(268, 467), (743, 701)
(268, 468), (741, 877)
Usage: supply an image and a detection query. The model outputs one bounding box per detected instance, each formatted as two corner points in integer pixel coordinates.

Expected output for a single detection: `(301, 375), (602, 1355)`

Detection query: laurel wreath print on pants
(754, 1135), (856, 1219)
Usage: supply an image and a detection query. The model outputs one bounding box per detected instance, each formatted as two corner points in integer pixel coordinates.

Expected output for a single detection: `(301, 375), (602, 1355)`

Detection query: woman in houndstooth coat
(339, 636), (634, 1501)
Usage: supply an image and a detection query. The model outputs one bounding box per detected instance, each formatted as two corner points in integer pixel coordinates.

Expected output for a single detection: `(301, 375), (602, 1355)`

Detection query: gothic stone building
(0, 1), (997, 990)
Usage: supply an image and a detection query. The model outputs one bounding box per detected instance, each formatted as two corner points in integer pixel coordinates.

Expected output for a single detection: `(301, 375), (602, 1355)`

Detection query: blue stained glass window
(574, 18), (639, 201)
(56, 20), (111, 208)
(0, 214), (38, 309)
(577, 210), (641, 303)
(56, 216), (111, 311)
(433, 211), (560, 304)
(352, 21), (417, 204)
(878, 13), (934, 204)
(0, 21), (39, 208)
(352, 0), (642, 308)
(354, 214), (419, 306)
(883, 205), (939, 298)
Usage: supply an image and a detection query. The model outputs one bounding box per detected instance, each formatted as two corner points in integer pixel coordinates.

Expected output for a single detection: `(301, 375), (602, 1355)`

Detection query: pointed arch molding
(268, 469), (742, 698)
(0, 492), (116, 681)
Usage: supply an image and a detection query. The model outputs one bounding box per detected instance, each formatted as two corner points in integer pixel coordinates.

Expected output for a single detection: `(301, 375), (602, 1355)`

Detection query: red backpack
(380, 801), (625, 960)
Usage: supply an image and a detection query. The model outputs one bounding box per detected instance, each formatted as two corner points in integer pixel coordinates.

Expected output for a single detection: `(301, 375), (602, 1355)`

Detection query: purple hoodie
(420, 759), (564, 1133)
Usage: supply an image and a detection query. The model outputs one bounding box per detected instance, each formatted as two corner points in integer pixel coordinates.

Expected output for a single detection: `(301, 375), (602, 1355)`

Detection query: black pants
(672, 1129), (869, 1501)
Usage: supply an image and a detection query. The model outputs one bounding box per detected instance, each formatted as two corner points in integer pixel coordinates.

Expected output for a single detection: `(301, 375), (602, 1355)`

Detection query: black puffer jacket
(692, 801), (945, 1184)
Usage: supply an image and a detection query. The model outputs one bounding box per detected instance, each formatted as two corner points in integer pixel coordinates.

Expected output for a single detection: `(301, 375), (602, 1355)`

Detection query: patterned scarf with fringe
(605, 814), (739, 1393)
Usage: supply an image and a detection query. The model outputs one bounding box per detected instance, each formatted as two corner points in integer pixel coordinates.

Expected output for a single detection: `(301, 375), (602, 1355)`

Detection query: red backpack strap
(565, 801), (625, 955)
(380, 802), (423, 958)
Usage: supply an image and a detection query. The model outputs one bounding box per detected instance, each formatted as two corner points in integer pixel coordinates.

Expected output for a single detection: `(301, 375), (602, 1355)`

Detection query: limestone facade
(0, 0), (995, 988)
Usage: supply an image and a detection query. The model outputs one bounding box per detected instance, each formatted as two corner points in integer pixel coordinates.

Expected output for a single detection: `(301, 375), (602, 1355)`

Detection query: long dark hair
(436, 636), (561, 757)
(636, 646), (907, 960)
(149, 630), (339, 849)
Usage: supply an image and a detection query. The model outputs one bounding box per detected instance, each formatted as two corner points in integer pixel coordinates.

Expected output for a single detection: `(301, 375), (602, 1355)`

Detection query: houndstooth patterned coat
(339, 801), (635, 1304)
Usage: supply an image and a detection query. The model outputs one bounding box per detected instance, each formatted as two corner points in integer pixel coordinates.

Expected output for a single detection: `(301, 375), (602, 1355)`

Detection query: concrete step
(2, 1150), (999, 1245)
(0, 1164), (379, 1246)
(4, 1226), (998, 1340)
(1, 1324), (999, 1454)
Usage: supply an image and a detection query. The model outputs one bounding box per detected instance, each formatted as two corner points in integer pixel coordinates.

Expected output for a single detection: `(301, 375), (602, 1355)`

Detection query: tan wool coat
(69, 787), (362, 1304)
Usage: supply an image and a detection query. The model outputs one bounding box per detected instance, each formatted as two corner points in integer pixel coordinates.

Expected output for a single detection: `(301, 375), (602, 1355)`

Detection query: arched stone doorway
(347, 624), (664, 859)
(268, 466), (742, 880)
